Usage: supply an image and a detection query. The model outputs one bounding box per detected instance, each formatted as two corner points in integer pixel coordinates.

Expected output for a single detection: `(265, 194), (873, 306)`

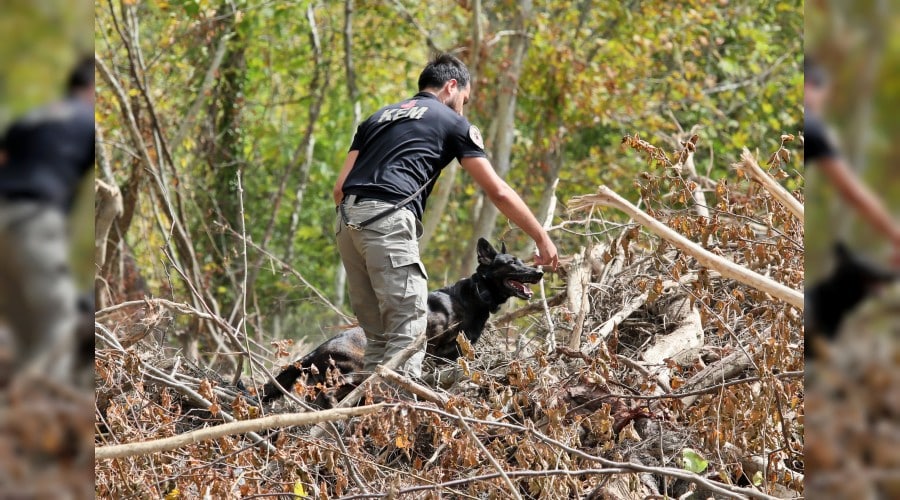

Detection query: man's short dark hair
(67, 55), (95, 93)
(805, 55), (829, 89)
(418, 53), (470, 91)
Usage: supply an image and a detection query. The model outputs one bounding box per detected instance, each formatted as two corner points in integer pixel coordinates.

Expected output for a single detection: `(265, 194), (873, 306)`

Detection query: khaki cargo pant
(0, 201), (77, 380)
(336, 195), (427, 378)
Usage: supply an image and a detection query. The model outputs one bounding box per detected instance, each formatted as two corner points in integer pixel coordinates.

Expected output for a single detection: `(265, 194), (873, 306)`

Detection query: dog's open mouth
(505, 276), (541, 299)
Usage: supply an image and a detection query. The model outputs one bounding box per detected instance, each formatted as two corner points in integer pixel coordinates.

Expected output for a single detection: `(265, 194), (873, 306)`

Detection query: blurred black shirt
(804, 111), (838, 163)
(0, 96), (94, 211)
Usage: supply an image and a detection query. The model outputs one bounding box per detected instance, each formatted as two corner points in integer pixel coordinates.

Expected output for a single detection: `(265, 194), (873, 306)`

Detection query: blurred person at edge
(804, 56), (900, 265)
(0, 56), (95, 381)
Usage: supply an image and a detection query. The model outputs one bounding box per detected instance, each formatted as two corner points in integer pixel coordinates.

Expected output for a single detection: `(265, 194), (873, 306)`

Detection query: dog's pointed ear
(500, 241), (507, 254)
(477, 238), (497, 265)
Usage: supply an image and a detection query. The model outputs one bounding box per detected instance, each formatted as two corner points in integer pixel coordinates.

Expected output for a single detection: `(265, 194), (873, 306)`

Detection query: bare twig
(492, 291), (566, 325)
(333, 469), (631, 499)
(450, 405), (523, 500)
(231, 170), (253, 385)
(375, 366), (448, 406)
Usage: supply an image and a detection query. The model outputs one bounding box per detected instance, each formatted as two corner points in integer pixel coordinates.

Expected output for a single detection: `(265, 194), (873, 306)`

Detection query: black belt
(339, 168), (441, 231)
(339, 195), (403, 231)
(340, 182), (435, 232)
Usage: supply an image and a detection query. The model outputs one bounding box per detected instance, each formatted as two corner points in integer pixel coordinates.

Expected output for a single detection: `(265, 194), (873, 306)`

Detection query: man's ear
(444, 78), (459, 97)
(477, 238), (497, 265)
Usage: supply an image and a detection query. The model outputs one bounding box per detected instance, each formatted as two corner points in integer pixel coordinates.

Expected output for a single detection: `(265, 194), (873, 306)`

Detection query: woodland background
(95, 0), (803, 351)
(92, 1), (811, 498)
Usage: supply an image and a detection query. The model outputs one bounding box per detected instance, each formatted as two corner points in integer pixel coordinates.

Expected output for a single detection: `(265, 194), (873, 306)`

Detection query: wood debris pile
(96, 136), (805, 498)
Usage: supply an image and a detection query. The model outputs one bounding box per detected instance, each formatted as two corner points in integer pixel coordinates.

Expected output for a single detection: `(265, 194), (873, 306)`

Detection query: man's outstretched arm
(461, 156), (559, 270)
(817, 156), (900, 263)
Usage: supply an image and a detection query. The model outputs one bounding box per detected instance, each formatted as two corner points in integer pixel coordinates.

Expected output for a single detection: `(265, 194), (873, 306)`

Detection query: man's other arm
(333, 150), (359, 206)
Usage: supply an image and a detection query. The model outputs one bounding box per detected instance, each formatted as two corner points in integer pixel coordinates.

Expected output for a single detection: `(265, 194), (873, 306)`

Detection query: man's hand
(534, 239), (559, 272)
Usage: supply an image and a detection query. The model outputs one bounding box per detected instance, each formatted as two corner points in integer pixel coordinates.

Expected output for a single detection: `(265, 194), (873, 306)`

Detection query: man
(804, 56), (900, 262)
(0, 56), (95, 380)
(333, 53), (558, 380)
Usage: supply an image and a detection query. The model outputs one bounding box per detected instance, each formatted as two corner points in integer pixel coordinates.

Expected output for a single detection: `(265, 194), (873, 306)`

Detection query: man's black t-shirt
(0, 96), (95, 211)
(343, 91), (487, 220)
(804, 111), (838, 164)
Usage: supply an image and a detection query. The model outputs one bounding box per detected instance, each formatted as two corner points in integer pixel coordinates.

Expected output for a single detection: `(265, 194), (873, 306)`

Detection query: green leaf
(752, 470), (764, 486)
(681, 448), (709, 474)
(718, 57), (739, 76)
(182, 0), (199, 17)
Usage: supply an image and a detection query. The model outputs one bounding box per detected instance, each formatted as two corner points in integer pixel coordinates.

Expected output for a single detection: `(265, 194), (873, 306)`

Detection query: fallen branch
(678, 350), (753, 408)
(585, 266), (707, 354)
(586, 290), (648, 347)
(568, 186), (803, 310)
(376, 366), (448, 406)
(734, 148), (803, 222)
(566, 247), (592, 349)
(95, 404), (384, 460)
(642, 296), (704, 395)
(95, 324), (277, 455)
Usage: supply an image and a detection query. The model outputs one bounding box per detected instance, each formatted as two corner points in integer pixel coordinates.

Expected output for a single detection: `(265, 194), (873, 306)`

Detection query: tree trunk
(333, 0), (363, 309)
(460, 0), (532, 274)
(246, 2), (330, 305)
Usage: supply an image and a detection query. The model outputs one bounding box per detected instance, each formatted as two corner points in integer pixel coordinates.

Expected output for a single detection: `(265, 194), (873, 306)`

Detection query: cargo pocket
(390, 251), (428, 300)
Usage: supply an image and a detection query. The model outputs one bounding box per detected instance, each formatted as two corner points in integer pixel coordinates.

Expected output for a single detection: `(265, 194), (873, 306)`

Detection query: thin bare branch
(95, 404), (385, 460)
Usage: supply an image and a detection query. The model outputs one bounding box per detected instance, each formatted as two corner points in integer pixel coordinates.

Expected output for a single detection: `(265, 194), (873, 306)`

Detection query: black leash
(339, 172), (438, 231)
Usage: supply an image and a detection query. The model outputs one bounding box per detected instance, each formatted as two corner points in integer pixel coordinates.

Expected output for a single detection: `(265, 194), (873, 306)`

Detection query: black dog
(805, 242), (898, 355)
(261, 238), (544, 404)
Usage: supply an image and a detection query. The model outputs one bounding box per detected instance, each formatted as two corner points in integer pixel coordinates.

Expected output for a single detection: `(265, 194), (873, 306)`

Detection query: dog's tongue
(510, 280), (533, 298)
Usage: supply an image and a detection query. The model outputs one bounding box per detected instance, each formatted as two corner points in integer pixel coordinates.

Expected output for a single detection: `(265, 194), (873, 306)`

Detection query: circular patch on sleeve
(468, 125), (485, 150)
